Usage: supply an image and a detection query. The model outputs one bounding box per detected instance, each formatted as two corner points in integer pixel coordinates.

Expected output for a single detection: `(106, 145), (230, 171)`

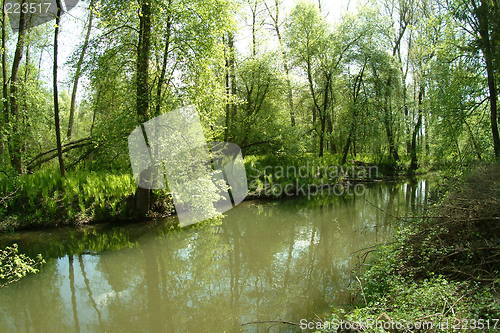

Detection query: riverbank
(318, 163), (499, 332)
(0, 153), (410, 233)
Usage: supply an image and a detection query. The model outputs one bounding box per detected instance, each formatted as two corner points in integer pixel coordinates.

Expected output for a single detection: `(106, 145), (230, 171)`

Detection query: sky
(235, 0), (363, 57)
(32, 0), (364, 93)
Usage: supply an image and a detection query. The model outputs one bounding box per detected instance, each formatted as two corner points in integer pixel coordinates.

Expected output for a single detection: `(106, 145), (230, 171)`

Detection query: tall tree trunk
(228, 32), (237, 118)
(1, 0), (8, 124)
(327, 114), (336, 153)
(21, 37), (30, 158)
(67, 0), (95, 140)
(306, 59), (322, 151)
(1, 0), (8, 158)
(475, 0), (499, 158)
(155, 0), (172, 117)
(318, 72), (332, 157)
(250, 0), (258, 57)
(135, 0), (152, 217)
(9, 0), (28, 173)
(224, 34), (231, 141)
(136, 0), (151, 122)
(53, 0), (65, 176)
(319, 115), (326, 157)
(341, 61), (365, 164)
(224, 31), (236, 141)
(341, 128), (353, 164)
(409, 85), (424, 174)
(383, 78), (399, 162)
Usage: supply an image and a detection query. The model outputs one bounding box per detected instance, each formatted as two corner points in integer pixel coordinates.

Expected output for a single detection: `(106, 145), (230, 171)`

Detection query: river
(0, 180), (430, 333)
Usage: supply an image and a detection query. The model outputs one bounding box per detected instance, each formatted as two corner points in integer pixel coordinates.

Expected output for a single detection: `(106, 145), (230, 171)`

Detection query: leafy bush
(0, 244), (45, 288)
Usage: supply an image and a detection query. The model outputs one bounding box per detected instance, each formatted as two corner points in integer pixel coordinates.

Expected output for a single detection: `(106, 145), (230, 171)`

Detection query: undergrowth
(0, 169), (138, 231)
(318, 163), (500, 332)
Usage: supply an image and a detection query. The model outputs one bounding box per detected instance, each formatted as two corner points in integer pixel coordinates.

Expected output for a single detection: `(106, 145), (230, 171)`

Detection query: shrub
(0, 244), (45, 288)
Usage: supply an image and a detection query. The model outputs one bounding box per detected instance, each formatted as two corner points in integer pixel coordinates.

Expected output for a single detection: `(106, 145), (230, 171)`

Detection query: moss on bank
(315, 163), (499, 332)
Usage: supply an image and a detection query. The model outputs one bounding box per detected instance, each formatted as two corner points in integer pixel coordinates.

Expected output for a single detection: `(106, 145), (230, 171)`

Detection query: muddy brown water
(0, 180), (430, 333)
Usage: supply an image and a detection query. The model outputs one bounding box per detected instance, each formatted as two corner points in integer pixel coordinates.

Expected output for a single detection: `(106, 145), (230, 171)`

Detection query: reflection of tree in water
(68, 256), (80, 333)
(0, 180), (429, 333)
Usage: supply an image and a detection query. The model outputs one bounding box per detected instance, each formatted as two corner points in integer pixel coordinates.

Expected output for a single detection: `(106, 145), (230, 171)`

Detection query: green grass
(0, 169), (137, 231)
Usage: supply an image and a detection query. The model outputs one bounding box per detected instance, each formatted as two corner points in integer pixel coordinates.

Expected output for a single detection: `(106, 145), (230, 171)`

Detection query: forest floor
(319, 162), (500, 332)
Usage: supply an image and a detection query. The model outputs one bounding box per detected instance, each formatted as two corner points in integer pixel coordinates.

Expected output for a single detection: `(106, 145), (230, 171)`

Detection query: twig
(241, 320), (298, 327)
(356, 275), (368, 306)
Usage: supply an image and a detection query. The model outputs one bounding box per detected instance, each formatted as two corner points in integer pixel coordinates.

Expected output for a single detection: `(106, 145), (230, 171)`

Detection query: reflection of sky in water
(0, 180), (431, 333)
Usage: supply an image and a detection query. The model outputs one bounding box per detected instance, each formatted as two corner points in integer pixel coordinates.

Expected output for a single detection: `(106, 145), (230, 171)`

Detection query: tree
(9, 0), (28, 173)
(471, 0), (499, 158)
(224, 30), (237, 141)
(264, 0), (295, 126)
(447, 0), (499, 158)
(53, 0), (65, 176)
(341, 58), (367, 164)
(285, 2), (332, 156)
(1, 0), (8, 128)
(67, 0), (95, 140)
(136, 0), (152, 122)
(154, 0), (173, 117)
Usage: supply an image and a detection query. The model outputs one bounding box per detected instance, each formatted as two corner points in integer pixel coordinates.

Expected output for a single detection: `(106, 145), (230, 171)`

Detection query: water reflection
(0, 180), (429, 333)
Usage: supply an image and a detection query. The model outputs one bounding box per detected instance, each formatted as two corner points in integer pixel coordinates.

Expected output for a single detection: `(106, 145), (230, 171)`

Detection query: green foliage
(320, 164), (500, 331)
(0, 244), (45, 288)
(229, 53), (290, 153)
(324, 276), (498, 332)
(0, 170), (138, 230)
(245, 153), (383, 198)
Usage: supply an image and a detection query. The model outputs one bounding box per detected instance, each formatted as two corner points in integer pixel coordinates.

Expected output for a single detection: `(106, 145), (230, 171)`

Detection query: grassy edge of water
(315, 163), (500, 333)
(0, 154), (410, 233)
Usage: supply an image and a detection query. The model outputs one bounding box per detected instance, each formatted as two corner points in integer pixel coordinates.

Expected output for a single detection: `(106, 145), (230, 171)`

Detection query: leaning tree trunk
(265, 0), (295, 126)
(136, 0), (151, 123)
(1, 0), (8, 124)
(384, 77), (400, 163)
(341, 61), (365, 164)
(318, 73), (332, 158)
(53, 0), (65, 176)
